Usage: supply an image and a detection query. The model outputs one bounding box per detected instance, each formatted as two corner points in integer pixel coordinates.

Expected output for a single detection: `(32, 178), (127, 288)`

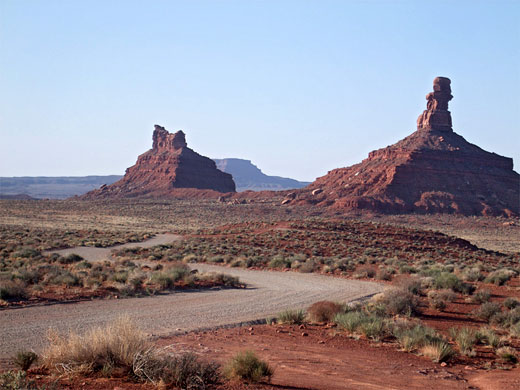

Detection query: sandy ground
(0, 264), (383, 364)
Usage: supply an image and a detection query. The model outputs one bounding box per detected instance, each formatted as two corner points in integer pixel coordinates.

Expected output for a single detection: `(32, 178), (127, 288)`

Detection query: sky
(1, 0), (519, 182)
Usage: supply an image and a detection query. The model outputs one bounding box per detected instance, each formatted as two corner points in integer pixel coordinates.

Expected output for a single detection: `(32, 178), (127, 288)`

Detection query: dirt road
(46, 233), (182, 261)
(0, 264), (383, 359)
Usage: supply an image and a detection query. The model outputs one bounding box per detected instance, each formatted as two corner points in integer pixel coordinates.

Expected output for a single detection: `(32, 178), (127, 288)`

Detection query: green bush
(472, 290), (491, 304)
(0, 280), (27, 300)
(449, 327), (477, 356)
(504, 297), (519, 310)
(277, 309), (305, 324)
(484, 269), (515, 286)
(334, 310), (367, 333)
(224, 351), (273, 383)
(476, 327), (502, 349)
(379, 289), (420, 316)
(433, 272), (463, 292)
(268, 255), (291, 269)
(473, 302), (502, 322)
(12, 351), (38, 371)
(392, 323), (439, 352)
(496, 346), (518, 363)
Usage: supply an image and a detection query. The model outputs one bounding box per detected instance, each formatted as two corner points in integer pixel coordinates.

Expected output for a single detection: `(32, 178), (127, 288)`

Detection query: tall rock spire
(417, 77), (453, 132)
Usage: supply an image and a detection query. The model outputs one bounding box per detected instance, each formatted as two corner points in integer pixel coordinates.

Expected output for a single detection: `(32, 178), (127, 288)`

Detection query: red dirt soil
(159, 324), (481, 390)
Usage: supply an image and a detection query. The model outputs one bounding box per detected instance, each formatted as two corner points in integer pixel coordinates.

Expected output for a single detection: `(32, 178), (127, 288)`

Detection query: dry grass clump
(307, 301), (343, 323)
(449, 327), (477, 357)
(224, 350), (273, 383)
(42, 316), (220, 389)
(276, 309), (306, 324)
(420, 340), (454, 363)
(43, 316), (149, 374)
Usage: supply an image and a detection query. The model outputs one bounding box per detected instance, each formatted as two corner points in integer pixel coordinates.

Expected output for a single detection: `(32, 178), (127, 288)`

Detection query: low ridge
(81, 125), (235, 199)
(286, 77), (519, 216)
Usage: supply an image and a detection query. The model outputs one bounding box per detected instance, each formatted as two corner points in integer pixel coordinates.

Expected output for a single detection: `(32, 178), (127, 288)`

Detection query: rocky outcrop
(213, 158), (310, 192)
(81, 125), (235, 199)
(286, 77), (519, 216)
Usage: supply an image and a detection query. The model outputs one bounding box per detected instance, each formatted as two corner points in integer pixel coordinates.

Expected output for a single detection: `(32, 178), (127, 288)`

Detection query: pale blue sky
(1, 0), (518, 181)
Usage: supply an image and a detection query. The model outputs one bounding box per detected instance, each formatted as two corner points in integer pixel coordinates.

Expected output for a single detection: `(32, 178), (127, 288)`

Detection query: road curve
(46, 233), (182, 262)
(0, 264), (384, 359)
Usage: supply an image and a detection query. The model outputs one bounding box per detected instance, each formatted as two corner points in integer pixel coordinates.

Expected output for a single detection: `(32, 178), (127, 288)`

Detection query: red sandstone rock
(288, 77), (519, 216)
(81, 125), (235, 199)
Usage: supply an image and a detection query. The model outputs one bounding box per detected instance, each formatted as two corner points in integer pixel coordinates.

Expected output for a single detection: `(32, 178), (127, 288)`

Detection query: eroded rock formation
(286, 77), (519, 216)
(81, 125), (235, 199)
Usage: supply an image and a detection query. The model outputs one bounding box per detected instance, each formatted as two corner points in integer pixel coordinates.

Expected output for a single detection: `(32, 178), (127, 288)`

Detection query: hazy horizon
(1, 0), (519, 182)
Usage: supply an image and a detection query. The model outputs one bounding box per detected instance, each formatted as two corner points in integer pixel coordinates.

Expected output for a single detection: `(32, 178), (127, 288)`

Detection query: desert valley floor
(0, 199), (519, 389)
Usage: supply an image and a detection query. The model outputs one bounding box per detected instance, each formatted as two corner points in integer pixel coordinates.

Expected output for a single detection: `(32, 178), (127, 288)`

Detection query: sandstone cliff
(81, 125), (235, 199)
(286, 77), (519, 216)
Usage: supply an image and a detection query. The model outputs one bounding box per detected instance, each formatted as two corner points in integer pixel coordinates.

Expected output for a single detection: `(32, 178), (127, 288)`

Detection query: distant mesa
(81, 125), (236, 199)
(0, 176), (122, 199)
(213, 158), (310, 192)
(286, 77), (519, 216)
(0, 193), (36, 200)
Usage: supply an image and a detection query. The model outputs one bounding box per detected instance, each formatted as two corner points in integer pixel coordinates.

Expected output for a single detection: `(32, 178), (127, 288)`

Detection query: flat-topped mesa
(417, 77), (453, 132)
(152, 125), (187, 152)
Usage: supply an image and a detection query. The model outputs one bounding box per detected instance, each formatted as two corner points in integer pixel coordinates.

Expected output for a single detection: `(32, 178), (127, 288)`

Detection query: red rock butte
(81, 125), (236, 199)
(287, 77), (519, 216)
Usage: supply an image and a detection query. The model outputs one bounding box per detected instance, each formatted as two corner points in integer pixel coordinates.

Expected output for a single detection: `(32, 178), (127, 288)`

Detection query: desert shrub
(376, 268), (393, 281)
(12, 248), (41, 259)
(399, 277), (423, 295)
(462, 267), (483, 282)
(473, 302), (501, 322)
(449, 327), (477, 356)
(496, 346), (518, 363)
(224, 351), (273, 383)
(16, 269), (41, 284)
(196, 272), (241, 288)
(268, 255), (291, 269)
(277, 309), (305, 324)
(133, 351), (220, 389)
(12, 351), (38, 371)
(476, 327), (503, 349)
(484, 269), (515, 286)
(427, 289), (456, 311)
(509, 322), (520, 338)
(334, 311), (365, 333)
(353, 266), (376, 279)
(207, 255), (225, 263)
(358, 316), (387, 341)
(43, 316), (149, 374)
(59, 254), (84, 264)
(503, 297), (519, 310)
(392, 324), (439, 352)
(433, 272), (465, 292)
(0, 370), (56, 390)
(110, 271), (129, 284)
(472, 289), (491, 304)
(420, 339), (455, 363)
(307, 301), (342, 323)
(46, 269), (80, 287)
(299, 259), (316, 273)
(0, 280), (27, 300)
(491, 307), (520, 328)
(379, 289), (420, 316)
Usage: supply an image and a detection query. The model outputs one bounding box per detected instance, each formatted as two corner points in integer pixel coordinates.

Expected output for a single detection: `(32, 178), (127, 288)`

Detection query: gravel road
(0, 264), (384, 359)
